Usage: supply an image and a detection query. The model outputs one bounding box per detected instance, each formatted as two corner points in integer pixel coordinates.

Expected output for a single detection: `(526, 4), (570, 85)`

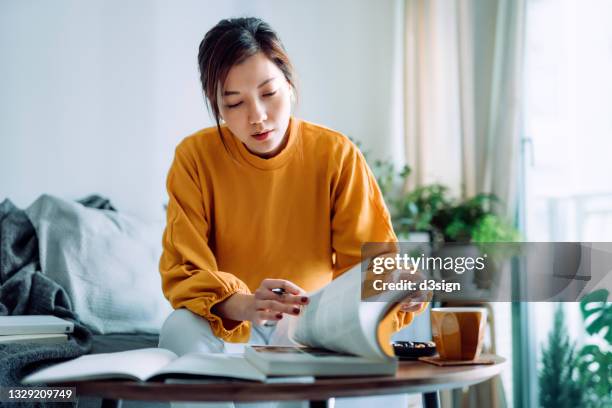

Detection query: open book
(23, 348), (284, 383)
(244, 261), (405, 376)
(23, 263), (408, 383)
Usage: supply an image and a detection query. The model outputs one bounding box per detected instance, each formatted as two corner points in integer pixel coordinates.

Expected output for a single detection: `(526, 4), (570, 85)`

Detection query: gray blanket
(0, 198), (97, 406)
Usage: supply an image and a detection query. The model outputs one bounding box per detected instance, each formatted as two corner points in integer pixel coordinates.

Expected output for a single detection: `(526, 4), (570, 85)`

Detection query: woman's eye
(226, 102), (242, 109)
(263, 91), (277, 97)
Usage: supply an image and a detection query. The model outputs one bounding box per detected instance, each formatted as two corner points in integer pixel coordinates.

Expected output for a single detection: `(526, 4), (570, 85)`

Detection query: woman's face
(218, 52), (292, 158)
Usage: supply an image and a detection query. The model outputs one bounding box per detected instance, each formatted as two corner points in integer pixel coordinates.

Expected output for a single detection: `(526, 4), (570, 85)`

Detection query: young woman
(158, 17), (427, 359)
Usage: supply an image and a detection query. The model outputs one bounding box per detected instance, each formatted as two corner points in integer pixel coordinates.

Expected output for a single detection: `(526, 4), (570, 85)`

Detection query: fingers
(405, 291), (430, 303)
(254, 309), (285, 325)
(399, 298), (427, 312)
(254, 286), (308, 306)
(261, 279), (305, 296)
(400, 302), (424, 312)
(250, 279), (309, 325)
(389, 269), (432, 301)
(399, 292), (430, 312)
(254, 299), (302, 316)
(257, 279), (309, 305)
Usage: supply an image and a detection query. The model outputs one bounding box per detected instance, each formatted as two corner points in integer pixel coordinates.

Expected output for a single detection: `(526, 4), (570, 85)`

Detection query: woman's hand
(250, 279), (310, 325)
(393, 268), (431, 313)
(367, 252), (430, 312)
(212, 279), (309, 326)
(399, 293), (429, 312)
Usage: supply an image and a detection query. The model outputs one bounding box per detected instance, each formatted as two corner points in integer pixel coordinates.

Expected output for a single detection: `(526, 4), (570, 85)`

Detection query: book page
(154, 353), (266, 382)
(289, 264), (401, 360)
(165, 375), (315, 384)
(22, 348), (177, 384)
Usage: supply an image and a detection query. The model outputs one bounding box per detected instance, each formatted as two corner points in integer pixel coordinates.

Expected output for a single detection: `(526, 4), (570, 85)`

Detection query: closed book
(0, 315), (74, 335)
(0, 333), (68, 345)
(245, 346), (397, 377)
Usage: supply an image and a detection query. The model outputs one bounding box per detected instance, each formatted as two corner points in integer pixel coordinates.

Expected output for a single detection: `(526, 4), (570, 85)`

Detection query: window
(522, 0), (612, 406)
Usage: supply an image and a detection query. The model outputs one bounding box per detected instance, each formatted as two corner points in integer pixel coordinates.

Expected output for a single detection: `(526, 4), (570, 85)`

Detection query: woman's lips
(251, 130), (273, 141)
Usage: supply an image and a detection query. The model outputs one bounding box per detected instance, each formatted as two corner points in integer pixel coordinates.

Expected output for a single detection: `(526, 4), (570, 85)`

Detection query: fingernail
(301, 297), (309, 303)
(293, 307), (300, 315)
(276, 313), (283, 319)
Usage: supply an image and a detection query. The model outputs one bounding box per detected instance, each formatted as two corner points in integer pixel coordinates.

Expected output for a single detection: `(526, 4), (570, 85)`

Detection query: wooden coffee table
(69, 354), (506, 408)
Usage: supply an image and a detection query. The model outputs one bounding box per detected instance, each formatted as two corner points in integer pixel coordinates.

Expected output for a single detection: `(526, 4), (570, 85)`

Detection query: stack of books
(0, 315), (74, 345)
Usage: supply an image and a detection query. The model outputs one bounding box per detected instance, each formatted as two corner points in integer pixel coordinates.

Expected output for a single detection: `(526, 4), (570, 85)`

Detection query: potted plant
(357, 146), (520, 292)
(392, 182), (519, 245)
(539, 289), (611, 408)
(358, 144), (519, 244)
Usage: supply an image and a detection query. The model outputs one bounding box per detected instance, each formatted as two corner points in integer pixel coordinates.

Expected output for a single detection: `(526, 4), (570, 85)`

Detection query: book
(244, 346), (397, 376)
(23, 264), (406, 383)
(0, 315), (74, 335)
(0, 333), (68, 345)
(23, 348), (273, 383)
(244, 262), (403, 376)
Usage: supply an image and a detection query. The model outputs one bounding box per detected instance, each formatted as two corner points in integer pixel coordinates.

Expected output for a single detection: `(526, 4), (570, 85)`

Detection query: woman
(158, 17), (427, 359)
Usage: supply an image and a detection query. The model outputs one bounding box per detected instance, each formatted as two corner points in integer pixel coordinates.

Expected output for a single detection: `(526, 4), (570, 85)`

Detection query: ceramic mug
(430, 307), (487, 361)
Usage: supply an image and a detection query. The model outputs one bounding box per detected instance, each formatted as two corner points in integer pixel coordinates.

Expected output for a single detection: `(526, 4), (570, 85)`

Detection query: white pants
(158, 308), (415, 408)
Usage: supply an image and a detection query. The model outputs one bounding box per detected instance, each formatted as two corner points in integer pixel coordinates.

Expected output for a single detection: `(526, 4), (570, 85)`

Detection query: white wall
(0, 0), (404, 220)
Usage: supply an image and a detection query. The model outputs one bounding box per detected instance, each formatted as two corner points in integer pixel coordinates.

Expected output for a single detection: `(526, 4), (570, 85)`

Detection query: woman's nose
(248, 100), (267, 125)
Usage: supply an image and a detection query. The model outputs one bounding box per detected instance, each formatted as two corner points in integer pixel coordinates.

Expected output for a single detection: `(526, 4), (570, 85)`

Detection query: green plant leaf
(472, 214), (521, 243)
(576, 344), (612, 402)
(580, 289), (612, 344)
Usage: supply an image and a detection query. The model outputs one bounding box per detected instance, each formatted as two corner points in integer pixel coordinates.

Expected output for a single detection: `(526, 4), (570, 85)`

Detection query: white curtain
(403, 1), (526, 407)
(404, 0), (526, 220)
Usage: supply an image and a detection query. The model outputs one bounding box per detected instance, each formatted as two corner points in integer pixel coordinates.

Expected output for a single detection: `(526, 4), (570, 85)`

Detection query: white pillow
(26, 194), (173, 334)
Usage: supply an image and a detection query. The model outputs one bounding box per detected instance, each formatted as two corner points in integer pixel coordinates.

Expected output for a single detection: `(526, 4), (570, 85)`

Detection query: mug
(430, 307), (487, 360)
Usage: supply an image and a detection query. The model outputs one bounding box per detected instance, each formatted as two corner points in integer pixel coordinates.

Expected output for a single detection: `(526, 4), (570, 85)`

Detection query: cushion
(25, 194), (172, 334)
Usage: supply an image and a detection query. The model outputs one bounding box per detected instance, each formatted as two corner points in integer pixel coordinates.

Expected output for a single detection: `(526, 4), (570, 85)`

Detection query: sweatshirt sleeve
(160, 143), (251, 342)
(329, 141), (428, 332)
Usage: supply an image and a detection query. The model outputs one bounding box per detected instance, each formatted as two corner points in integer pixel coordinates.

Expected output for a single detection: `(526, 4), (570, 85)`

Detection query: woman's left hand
(395, 269), (431, 313)
(399, 295), (429, 312)
(367, 253), (431, 313)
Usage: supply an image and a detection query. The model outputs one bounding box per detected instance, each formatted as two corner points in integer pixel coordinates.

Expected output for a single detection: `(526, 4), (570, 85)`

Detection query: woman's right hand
(212, 279), (310, 326)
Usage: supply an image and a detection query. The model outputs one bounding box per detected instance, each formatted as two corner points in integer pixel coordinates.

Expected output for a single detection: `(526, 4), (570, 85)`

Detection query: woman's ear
(288, 83), (296, 103)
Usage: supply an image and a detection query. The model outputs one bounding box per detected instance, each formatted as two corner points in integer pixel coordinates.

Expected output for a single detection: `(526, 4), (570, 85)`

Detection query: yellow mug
(430, 307), (487, 361)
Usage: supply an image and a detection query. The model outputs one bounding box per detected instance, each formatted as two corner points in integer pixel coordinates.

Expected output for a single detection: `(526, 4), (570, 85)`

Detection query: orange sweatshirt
(160, 117), (425, 342)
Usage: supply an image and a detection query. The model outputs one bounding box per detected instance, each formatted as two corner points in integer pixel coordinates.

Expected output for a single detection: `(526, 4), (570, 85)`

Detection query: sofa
(0, 194), (172, 407)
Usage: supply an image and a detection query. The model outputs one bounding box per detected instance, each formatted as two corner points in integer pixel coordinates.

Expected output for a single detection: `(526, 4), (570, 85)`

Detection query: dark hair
(197, 17), (297, 139)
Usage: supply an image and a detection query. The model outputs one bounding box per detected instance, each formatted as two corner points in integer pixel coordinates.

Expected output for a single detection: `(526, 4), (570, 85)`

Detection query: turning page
(289, 264), (402, 360)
